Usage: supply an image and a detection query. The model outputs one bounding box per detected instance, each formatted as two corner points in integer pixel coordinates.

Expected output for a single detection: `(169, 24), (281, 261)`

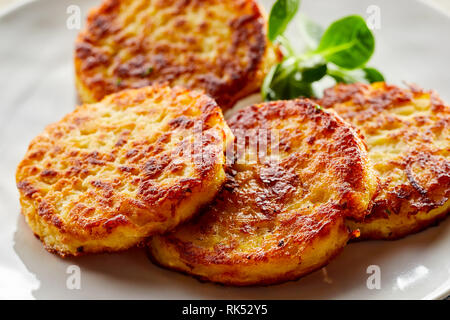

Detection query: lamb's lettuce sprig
(263, 0), (384, 101)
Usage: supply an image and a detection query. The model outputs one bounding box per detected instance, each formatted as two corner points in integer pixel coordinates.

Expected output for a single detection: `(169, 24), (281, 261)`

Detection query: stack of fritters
(148, 100), (377, 285)
(16, 0), (449, 286)
(146, 84), (449, 285)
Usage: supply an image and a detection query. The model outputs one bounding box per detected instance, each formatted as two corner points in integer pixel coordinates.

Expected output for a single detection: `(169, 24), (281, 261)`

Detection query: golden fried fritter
(147, 99), (377, 286)
(74, 0), (280, 110)
(320, 82), (450, 240)
(16, 85), (233, 257)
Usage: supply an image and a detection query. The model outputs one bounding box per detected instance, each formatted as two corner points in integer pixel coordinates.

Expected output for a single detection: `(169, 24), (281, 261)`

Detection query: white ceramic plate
(0, 0), (449, 300)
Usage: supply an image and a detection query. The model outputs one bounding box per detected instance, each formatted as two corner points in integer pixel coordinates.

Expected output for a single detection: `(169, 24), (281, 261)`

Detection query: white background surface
(0, 0), (449, 299)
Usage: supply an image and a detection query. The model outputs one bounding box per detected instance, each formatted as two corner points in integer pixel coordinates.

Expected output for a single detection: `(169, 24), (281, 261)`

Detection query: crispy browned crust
(147, 228), (348, 287)
(320, 82), (450, 239)
(347, 209), (449, 241)
(74, 0), (280, 110)
(147, 99), (377, 286)
(16, 85), (232, 257)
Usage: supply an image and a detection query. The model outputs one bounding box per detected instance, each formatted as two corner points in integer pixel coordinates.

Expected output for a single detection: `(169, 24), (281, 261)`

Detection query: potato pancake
(74, 0), (280, 110)
(148, 99), (377, 286)
(320, 82), (450, 240)
(16, 85), (233, 257)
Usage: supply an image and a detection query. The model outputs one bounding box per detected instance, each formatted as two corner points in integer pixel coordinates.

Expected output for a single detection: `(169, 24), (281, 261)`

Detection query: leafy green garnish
(362, 67), (385, 83)
(326, 64), (384, 84)
(263, 57), (326, 100)
(262, 0), (384, 101)
(316, 15), (374, 69)
(268, 0), (301, 42)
